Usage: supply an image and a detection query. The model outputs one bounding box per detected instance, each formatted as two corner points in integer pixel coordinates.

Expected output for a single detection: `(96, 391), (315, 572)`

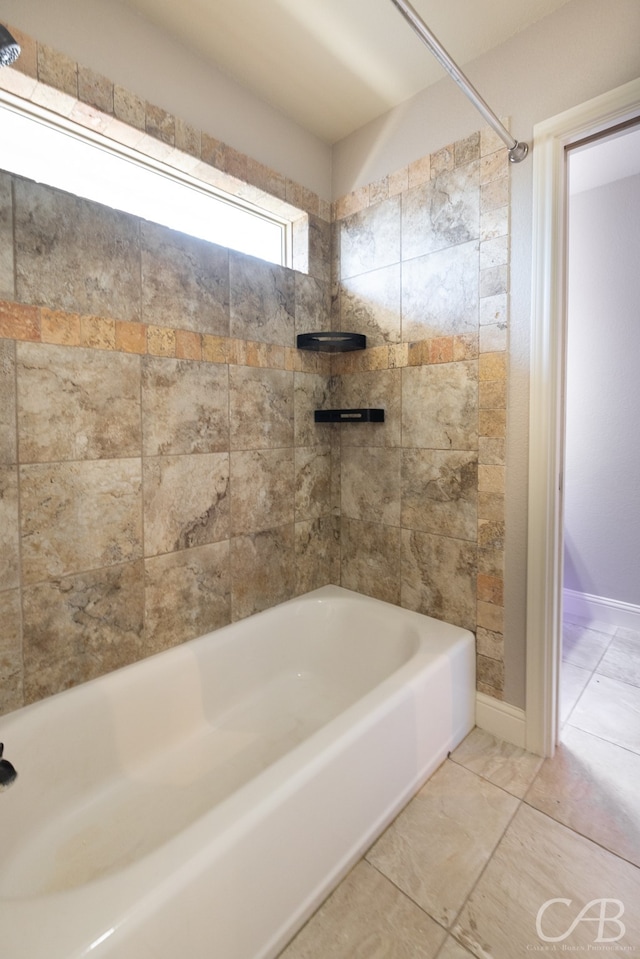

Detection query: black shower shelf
(314, 408), (385, 423)
(297, 332), (366, 353)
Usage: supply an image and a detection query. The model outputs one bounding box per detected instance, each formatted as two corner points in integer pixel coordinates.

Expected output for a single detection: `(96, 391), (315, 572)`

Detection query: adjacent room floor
(278, 618), (640, 957)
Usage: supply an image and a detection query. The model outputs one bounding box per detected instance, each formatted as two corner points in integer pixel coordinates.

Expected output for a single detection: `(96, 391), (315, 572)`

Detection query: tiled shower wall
(331, 131), (509, 700)
(0, 28), (509, 716)
(0, 173), (336, 716)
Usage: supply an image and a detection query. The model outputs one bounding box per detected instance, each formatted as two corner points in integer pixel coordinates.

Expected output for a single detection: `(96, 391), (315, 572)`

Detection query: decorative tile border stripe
(0, 298), (510, 386)
(330, 333), (480, 375)
(0, 300), (330, 374)
(0, 25), (331, 225)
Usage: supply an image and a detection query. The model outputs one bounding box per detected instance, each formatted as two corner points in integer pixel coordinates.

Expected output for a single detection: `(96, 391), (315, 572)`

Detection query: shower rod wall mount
(389, 0), (529, 163)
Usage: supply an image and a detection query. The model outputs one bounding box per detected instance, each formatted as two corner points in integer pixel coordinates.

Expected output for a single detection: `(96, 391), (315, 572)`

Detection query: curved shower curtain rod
(389, 0), (529, 162)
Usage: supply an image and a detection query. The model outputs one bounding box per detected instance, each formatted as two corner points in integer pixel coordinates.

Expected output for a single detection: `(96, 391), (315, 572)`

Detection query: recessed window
(0, 96), (291, 267)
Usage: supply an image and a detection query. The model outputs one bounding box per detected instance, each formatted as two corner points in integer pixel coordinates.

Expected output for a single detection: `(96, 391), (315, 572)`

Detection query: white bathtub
(0, 585), (475, 959)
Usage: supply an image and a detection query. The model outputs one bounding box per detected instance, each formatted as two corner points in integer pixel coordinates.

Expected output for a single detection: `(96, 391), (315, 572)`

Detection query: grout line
(520, 795), (640, 872)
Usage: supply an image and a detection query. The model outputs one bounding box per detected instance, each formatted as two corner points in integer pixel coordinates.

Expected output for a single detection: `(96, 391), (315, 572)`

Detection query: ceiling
(119, 0), (571, 143)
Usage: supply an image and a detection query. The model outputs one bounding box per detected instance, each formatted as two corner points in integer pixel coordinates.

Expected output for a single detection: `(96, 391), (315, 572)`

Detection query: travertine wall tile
(402, 362), (478, 450)
(142, 357), (229, 455)
(402, 165), (479, 261)
(20, 459), (143, 583)
(401, 449), (477, 541)
(41, 309), (82, 346)
(307, 214), (332, 286)
(114, 85), (146, 131)
(0, 467), (19, 590)
(0, 172), (13, 298)
(0, 300), (40, 341)
(401, 241), (479, 341)
(14, 181), (141, 321)
(294, 516), (335, 595)
(0, 589), (22, 714)
(340, 264), (401, 346)
(141, 222), (230, 335)
(145, 103), (174, 145)
(230, 449), (295, 535)
(144, 542), (231, 651)
(402, 529), (477, 631)
(293, 372), (333, 447)
(341, 446), (402, 526)
(230, 526), (295, 620)
(340, 196), (401, 280)
(341, 518), (401, 605)
(338, 369), (402, 448)
(77, 65), (114, 115)
(230, 253), (295, 343)
(143, 453), (230, 556)
(431, 144), (454, 178)
(17, 342), (141, 462)
(229, 366), (294, 450)
(22, 561), (145, 702)
(294, 272), (331, 336)
(37, 43), (77, 97)
(0, 340), (16, 465)
(295, 446), (331, 521)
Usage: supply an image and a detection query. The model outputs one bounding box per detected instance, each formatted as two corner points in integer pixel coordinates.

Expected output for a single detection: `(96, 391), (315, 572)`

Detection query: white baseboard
(475, 692), (526, 749)
(563, 588), (640, 631)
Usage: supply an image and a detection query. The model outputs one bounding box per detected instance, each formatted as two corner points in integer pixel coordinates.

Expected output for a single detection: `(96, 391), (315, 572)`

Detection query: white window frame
(0, 88), (295, 269)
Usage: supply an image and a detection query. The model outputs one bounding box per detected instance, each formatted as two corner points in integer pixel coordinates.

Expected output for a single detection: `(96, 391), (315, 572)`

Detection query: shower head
(0, 25), (21, 68)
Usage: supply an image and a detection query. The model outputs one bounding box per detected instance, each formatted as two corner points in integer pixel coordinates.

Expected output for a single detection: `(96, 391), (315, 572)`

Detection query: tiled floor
(278, 618), (640, 957)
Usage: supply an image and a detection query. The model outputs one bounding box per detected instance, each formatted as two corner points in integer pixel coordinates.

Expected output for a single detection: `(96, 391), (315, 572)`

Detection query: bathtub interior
(0, 587), (445, 898)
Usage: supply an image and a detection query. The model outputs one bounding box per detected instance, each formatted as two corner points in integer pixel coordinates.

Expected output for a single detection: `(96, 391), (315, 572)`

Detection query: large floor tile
(453, 803), (640, 957)
(526, 724), (640, 867)
(569, 673), (640, 754)
(278, 860), (446, 958)
(564, 614), (618, 636)
(597, 627), (640, 688)
(562, 621), (612, 670)
(559, 662), (591, 723)
(366, 760), (518, 928)
(436, 937), (476, 959)
(450, 728), (543, 798)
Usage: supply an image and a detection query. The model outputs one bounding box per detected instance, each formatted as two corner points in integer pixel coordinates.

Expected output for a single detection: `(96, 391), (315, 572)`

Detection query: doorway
(560, 123), (640, 746)
(525, 78), (640, 757)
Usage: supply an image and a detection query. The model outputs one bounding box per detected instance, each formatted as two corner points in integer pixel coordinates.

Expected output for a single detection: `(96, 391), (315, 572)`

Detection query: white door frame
(525, 78), (640, 757)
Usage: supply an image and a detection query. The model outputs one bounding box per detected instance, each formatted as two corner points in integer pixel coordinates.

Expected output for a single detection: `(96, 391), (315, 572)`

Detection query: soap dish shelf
(297, 332), (366, 353)
(314, 409), (384, 423)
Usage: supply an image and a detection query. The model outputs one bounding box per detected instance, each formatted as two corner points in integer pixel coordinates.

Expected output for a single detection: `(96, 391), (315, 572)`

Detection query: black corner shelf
(297, 332), (366, 353)
(315, 408), (385, 424)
